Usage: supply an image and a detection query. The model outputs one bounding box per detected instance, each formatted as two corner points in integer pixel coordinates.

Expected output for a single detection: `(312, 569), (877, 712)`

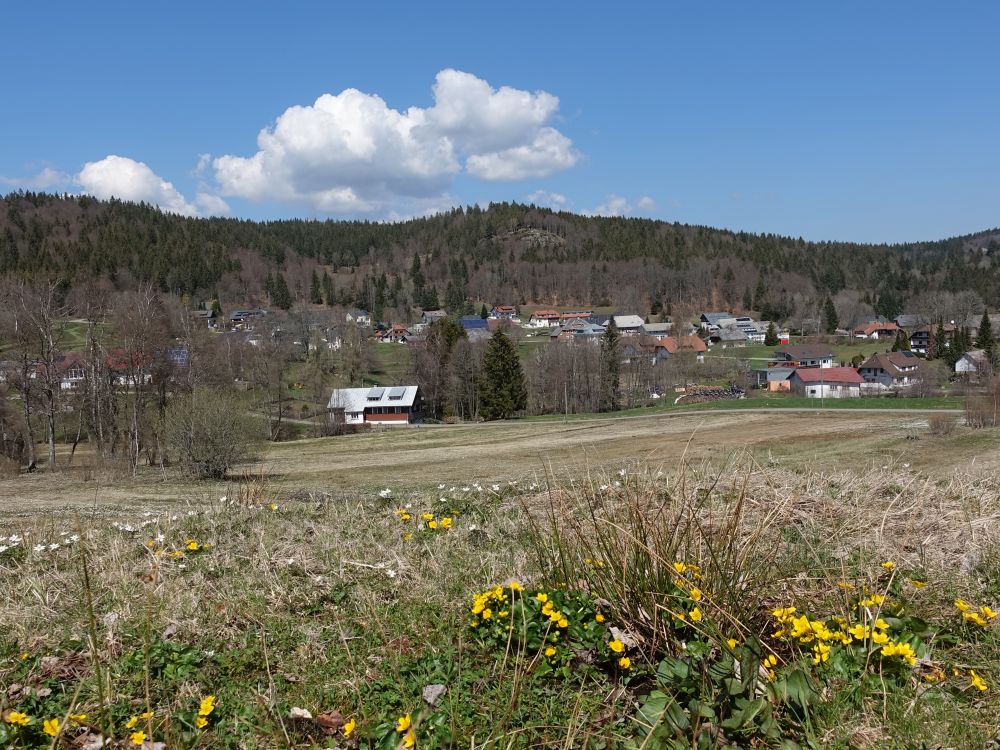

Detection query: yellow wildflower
(403, 727), (416, 748)
(140, 711), (154, 720)
(126, 716), (139, 729)
(545, 646), (556, 657)
(130, 731), (146, 746)
(689, 587), (703, 602)
(421, 513), (433, 521)
(20, 651), (29, 660)
(508, 581), (523, 592)
(69, 714), (87, 722)
(269, 503), (278, 511)
(763, 654), (777, 668)
(43, 718), (61, 736)
(836, 581), (854, 590)
(5, 711), (30, 726)
(870, 594), (885, 605)
(199, 696), (216, 717)
(440, 517), (453, 529)
(536, 592), (548, 603)
(812, 643), (830, 664)
(595, 613), (605, 623)
(196, 716), (208, 729)
(848, 624), (868, 640)
(609, 639), (625, 653)
(482, 608), (492, 620)
(619, 656), (631, 669)
(186, 540), (199, 551)
(727, 638), (739, 649)
(558, 617), (569, 628)
(396, 713), (412, 733)
(910, 579), (926, 588)
(672, 561), (687, 574)
(343, 718), (356, 737)
(981, 605), (997, 620)
(689, 607), (703, 622)
(428, 520), (438, 529)
(970, 670), (988, 692)
(881, 561), (896, 570)
(402, 532), (414, 541)
(874, 618), (890, 630)
(771, 607), (796, 621)
(954, 598), (971, 613)
(964, 611), (989, 627)
(872, 630), (890, 645)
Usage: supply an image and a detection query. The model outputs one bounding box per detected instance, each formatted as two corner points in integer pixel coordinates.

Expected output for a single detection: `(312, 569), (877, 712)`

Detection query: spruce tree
(822, 298), (839, 334)
(309, 270), (323, 304)
(975, 309), (993, 350)
(478, 331), (527, 420)
(480, 303), (489, 319)
(891, 330), (910, 352)
(764, 321), (779, 346)
(599, 318), (621, 412)
(932, 321), (949, 359)
(271, 274), (292, 311)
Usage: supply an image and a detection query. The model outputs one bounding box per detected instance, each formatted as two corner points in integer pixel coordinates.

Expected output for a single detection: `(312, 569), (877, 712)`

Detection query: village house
(641, 321), (672, 338)
(857, 351), (922, 389)
(327, 385), (421, 427)
(375, 324), (412, 344)
(956, 350), (990, 376)
(853, 320), (901, 340)
(788, 367), (863, 398)
(908, 323), (953, 355)
(700, 312), (736, 331)
(753, 367), (795, 392)
(346, 309), (372, 327)
(421, 309), (448, 325)
(550, 318), (605, 341)
(611, 314), (645, 335)
(526, 309), (561, 328)
(489, 305), (519, 321)
(772, 345), (835, 368)
(35, 352), (87, 390)
(709, 328), (748, 348)
(106, 349), (154, 389)
(189, 309), (218, 329)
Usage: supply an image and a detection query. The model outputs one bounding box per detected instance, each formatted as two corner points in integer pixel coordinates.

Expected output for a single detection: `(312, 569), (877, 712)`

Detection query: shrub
(928, 413), (957, 436)
(164, 388), (264, 479)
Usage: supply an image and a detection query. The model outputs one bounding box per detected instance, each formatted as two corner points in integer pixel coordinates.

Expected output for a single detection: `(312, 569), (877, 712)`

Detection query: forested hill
(2, 190), (1000, 323)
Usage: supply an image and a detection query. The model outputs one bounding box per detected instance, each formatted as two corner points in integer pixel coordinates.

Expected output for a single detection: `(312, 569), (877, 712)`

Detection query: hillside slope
(2, 191), (999, 322)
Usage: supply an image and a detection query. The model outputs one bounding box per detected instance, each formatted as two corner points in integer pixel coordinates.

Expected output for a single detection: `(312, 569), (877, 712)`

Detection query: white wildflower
(33, 544), (46, 553)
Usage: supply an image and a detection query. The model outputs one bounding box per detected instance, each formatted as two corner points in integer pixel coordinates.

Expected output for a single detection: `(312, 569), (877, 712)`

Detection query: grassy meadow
(2, 412), (999, 748)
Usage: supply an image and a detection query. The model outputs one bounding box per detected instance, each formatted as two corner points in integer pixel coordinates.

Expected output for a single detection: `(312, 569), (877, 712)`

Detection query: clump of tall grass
(524, 463), (791, 659)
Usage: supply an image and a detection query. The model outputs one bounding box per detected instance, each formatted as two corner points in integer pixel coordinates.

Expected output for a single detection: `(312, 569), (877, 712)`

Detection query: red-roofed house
(788, 367), (863, 398)
(527, 309), (562, 328)
(853, 321), (900, 340)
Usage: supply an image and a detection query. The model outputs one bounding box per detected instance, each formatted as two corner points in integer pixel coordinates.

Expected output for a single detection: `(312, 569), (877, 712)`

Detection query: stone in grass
(422, 683), (447, 706)
(289, 706), (313, 719)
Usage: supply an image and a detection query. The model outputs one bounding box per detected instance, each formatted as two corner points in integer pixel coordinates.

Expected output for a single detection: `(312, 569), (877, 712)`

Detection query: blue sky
(2, 2), (998, 242)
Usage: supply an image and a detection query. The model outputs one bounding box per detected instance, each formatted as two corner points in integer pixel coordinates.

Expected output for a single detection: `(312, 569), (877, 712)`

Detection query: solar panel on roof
(388, 386), (406, 399)
(367, 387), (385, 400)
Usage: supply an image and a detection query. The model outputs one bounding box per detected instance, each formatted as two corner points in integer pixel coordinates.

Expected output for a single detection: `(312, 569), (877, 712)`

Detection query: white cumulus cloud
(0, 167), (73, 190)
(586, 194), (658, 217)
(212, 69), (579, 215)
(525, 189), (570, 209)
(77, 156), (199, 216)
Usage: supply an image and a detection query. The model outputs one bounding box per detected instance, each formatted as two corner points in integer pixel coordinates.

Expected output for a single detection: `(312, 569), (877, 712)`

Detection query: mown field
(1, 412), (999, 748)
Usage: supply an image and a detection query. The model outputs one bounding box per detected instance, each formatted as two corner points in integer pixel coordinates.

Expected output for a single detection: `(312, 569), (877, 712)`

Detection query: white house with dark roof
(327, 385), (420, 426)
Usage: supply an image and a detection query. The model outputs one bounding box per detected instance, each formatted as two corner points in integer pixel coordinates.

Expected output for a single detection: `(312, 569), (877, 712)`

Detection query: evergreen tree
(821, 297), (839, 334)
(599, 318), (621, 412)
(271, 274), (292, 310)
(742, 287), (753, 312)
(211, 294), (222, 315)
(975, 309), (993, 350)
(764, 321), (779, 346)
(753, 278), (767, 310)
(479, 303), (489, 319)
(478, 331), (527, 420)
(309, 270), (323, 304)
(891, 330), (910, 352)
(931, 321), (949, 359)
(322, 271), (336, 305)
